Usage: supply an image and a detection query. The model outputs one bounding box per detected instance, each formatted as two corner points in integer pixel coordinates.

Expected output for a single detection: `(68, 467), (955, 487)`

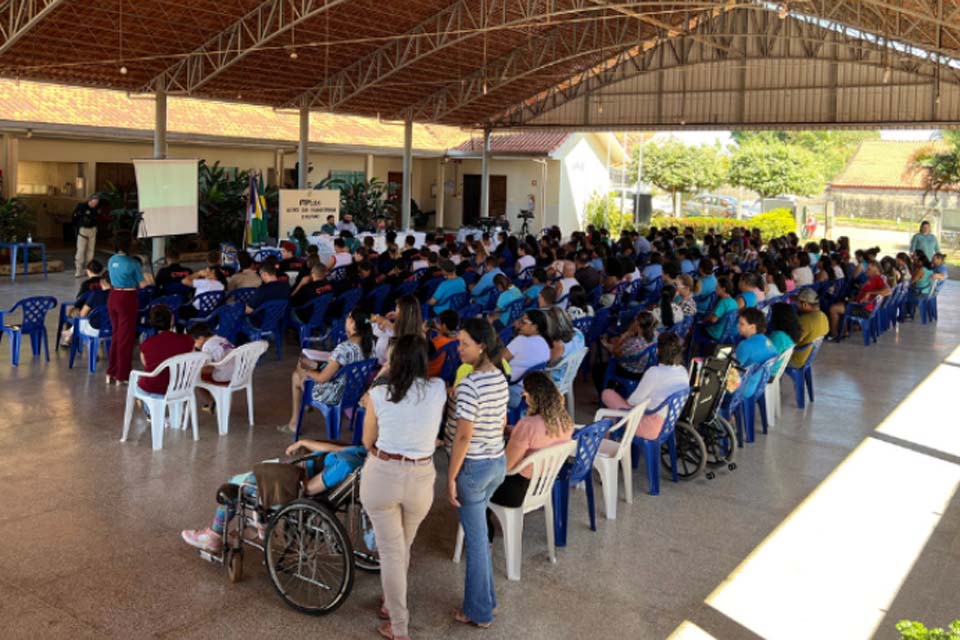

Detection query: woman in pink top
(486, 371), (573, 542)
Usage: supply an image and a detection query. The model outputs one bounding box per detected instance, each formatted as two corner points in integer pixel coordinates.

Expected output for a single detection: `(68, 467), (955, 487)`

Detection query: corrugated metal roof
(830, 140), (948, 191)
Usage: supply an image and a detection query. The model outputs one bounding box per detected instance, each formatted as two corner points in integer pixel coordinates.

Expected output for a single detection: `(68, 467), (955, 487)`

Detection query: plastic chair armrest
(594, 408), (629, 421)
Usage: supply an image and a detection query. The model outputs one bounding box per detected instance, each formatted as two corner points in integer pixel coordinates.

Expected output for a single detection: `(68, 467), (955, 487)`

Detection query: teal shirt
(705, 296), (737, 340)
(433, 277), (467, 313)
(913, 268), (933, 295)
(496, 286), (524, 324)
(910, 233), (939, 261)
(107, 253), (143, 288)
(768, 330), (795, 355)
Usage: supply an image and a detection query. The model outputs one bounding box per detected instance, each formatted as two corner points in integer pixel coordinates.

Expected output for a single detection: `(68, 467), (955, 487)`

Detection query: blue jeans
(456, 455), (506, 624)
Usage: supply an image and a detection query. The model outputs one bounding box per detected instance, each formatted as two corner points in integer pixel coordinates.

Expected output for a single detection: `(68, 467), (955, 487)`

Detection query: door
(387, 171), (403, 227)
(463, 174), (481, 225)
(462, 174), (507, 225)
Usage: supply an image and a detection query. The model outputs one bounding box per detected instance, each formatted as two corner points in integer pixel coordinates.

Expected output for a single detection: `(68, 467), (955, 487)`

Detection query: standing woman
(106, 230), (147, 384)
(445, 319), (509, 628)
(909, 220), (940, 262)
(361, 335), (447, 640)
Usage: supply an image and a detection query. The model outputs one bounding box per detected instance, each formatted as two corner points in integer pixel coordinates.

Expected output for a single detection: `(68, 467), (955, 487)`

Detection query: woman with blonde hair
(486, 371), (574, 543)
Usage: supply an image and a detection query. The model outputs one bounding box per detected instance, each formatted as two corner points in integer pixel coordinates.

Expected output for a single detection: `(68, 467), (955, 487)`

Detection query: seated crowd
(95, 217), (946, 640)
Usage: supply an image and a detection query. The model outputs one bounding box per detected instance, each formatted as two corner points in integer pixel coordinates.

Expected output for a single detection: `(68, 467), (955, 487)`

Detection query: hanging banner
(279, 189), (340, 236)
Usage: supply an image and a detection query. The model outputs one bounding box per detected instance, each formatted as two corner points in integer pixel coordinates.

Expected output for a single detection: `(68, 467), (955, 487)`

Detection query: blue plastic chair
(629, 388), (691, 496)
(296, 358), (379, 441)
(458, 303), (482, 320)
(461, 270), (479, 287)
(252, 248), (281, 263)
(783, 338), (824, 409)
(693, 291), (716, 318)
(587, 286), (603, 310)
(841, 297), (884, 346)
(394, 280), (419, 299)
(137, 285), (157, 309)
(138, 295), (184, 339)
(187, 302), (245, 345)
(162, 281), (192, 301)
(177, 291), (224, 329)
(68, 306), (112, 373)
(0, 296), (57, 366)
(552, 418), (613, 547)
(337, 288), (364, 317)
(499, 297), (527, 327)
(572, 315), (594, 337)
(289, 294), (333, 347)
(689, 309), (739, 359)
(328, 266), (350, 282)
(740, 355), (780, 443)
(436, 339), (461, 385)
(498, 325), (514, 346)
(238, 300), (288, 359)
(477, 287), (499, 312)
(365, 284), (391, 315)
(602, 342), (657, 397)
(421, 277), (444, 300)
(227, 287), (258, 307)
(57, 291), (92, 352)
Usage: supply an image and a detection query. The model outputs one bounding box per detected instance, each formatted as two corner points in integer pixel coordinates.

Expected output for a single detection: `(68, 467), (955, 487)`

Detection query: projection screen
(133, 159), (199, 237)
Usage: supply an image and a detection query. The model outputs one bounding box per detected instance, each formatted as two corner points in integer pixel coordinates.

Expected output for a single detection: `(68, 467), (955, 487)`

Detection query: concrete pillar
(83, 161), (96, 199)
(0, 135), (16, 199)
(274, 148), (284, 187)
(436, 159), (446, 229)
(298, 107), (310, 189)
(365, 153), (375, 181)
(401, 118), (413, 230)
(152, 84), (167, 264)
(480, 128), (491, 219)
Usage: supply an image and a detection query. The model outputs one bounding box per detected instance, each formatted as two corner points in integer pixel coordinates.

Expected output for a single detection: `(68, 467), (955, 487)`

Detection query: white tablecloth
(457, 227), (502, 245)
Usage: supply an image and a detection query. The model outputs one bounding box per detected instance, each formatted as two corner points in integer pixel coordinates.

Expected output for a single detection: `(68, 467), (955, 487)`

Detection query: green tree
(732, 130), (878, 183)
(198, 160), (250, 247)
(909, 130), (960, 202)
(727, 142), (822, 197)
(584, 191), (633, 233)
(633, 139), (725, 216)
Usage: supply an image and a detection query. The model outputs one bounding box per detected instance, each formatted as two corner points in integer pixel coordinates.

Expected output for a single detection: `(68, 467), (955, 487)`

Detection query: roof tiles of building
(830, 140), (947, 191)
(0, 79), (472, 152)
(453, 132), (572, 155)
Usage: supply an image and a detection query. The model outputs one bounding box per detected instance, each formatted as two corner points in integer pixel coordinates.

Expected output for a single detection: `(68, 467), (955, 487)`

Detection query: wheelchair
(660, 351), (738, 481)
(197, 453), (379, 615)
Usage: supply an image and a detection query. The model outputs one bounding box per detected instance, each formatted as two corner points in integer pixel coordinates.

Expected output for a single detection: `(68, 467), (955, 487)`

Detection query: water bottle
(26, 233), (31, 244)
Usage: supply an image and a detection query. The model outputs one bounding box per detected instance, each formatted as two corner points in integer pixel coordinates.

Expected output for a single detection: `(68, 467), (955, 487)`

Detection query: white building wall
(556, 134), (612, 233)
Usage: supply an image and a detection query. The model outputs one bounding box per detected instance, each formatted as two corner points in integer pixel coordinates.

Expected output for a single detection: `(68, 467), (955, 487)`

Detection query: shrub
(0, 197), (33, 242)
(645, 208), (796, 239)
(896, 619), (960, 640)
(584, 191), (635, 233)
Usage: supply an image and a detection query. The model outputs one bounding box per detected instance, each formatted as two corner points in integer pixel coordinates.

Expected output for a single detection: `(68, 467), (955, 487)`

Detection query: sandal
(378, 595), (390, 620)
(376, 622), (410, 640)
(277, 424), (297, 435)
(453, 608), (492, 629)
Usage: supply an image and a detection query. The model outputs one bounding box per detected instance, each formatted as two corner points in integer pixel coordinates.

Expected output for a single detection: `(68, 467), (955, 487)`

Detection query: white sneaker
(181, 528), (222, 553)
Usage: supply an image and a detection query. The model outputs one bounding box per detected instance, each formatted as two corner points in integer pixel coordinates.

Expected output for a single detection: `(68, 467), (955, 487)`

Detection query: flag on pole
(247, 172), (269, 245)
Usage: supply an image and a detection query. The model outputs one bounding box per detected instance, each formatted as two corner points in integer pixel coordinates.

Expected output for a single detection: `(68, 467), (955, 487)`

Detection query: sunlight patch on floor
(667, 620), (718, 640)
(876, 364), (960, 458)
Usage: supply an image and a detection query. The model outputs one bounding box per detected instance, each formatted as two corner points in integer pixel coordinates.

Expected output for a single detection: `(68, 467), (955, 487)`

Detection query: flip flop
(377, 622), (410, 640)
(453, 608), (492, 629)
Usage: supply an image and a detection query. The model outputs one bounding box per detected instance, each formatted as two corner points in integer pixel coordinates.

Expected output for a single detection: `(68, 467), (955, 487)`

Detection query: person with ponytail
(281, 307), (374, 434)
(444, 318), (509, 629)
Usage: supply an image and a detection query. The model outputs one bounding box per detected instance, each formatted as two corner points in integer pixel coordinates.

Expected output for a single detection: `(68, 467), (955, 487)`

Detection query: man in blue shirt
(735, 307), (778, 397)
(428, 260), (467, 313)
(470, 256), (503, 299)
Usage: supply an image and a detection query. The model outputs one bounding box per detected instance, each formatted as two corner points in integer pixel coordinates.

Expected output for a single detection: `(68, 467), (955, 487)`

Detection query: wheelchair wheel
(661, 422), (707, 480)
(701, 416), (736, 468)
(345, 501), (380, 572)
(227, 549), (243, 583)
(265, 499), (354, 615)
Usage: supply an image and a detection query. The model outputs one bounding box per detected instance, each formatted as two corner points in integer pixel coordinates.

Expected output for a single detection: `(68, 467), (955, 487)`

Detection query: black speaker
(635, 193), (652, 227)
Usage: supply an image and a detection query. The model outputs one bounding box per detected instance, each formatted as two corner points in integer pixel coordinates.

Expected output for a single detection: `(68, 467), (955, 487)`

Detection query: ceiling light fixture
(290, 50), (299, 60)
(119, 66), (128, 75)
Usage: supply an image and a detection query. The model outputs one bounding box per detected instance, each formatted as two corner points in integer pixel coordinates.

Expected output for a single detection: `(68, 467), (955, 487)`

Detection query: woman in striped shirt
(445, 318), (509, 629)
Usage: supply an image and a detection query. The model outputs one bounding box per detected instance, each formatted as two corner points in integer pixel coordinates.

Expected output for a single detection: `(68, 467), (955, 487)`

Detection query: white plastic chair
(453, 440), (576, 581)
(196, 340), (269, 436)
(121, 352), (209, 450)
(591, 400), (651, 520)
(764, 345), (795, 428)
(545, 347), (589, 416)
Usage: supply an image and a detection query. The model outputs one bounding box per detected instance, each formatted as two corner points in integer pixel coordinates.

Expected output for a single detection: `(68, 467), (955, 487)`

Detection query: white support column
(274, 148), (284, 187)
(365, 153), (375, 181)
(401, 118), (413, 230)
(436, 159), (446, 230)
(3, 135), (18, 200)
(152, 83), (167, 265)
(298, 107), (310, 189)
(480, 128), (491, 220)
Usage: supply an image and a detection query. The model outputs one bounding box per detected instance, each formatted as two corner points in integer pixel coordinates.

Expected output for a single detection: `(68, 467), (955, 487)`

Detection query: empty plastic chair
(238, 300), (288, 359)
(196, 341), (269, 436)
(552, 418), (613, 547)
(546, 347), (589, 416)
(0, 296), (57, 366)
(763, 345), (795, 428)
(121, 352), (209, 450)
(453, 440), (577, 581)
(592, 401), (650, 519)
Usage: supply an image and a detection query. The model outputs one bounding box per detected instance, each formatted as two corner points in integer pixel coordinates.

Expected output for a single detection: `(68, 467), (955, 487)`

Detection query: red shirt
(139, 331), (196, 394)
(856, 275), (887, 311)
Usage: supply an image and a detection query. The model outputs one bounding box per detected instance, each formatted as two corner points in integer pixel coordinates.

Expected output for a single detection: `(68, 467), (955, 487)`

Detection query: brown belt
(113, 287), (137, 291)
(370, 447), (432, 464)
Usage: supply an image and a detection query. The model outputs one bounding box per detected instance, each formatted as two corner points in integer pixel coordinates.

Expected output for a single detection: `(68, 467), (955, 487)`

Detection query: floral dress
(311, 340), (364, 405)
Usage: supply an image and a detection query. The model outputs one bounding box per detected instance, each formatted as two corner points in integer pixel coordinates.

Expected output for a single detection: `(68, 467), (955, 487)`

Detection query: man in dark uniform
(72, 194), (100, 277)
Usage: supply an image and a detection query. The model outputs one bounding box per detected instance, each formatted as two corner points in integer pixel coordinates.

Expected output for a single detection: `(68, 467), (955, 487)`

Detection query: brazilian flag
(247, 173), (269, 245)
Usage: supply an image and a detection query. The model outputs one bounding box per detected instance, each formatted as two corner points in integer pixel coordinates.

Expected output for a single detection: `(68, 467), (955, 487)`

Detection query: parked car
(683, 194), (738, 218)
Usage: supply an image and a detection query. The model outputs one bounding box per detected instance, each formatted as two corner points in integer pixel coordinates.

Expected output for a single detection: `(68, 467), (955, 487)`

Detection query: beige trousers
(75, 227), (97, 276)
(359, 454), (436, 637)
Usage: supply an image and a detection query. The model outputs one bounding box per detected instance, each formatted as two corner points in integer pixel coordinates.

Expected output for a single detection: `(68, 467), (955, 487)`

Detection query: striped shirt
(444, 368), (509, 460)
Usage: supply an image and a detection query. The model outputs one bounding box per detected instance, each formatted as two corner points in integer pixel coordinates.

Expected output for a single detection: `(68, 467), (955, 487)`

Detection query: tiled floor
(0, 256), (957, 639)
